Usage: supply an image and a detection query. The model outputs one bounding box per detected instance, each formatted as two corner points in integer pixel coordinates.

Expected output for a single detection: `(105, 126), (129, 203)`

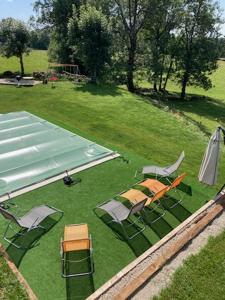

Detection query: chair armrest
(8, 203), (23, 218)
(46, 204), (64, 214)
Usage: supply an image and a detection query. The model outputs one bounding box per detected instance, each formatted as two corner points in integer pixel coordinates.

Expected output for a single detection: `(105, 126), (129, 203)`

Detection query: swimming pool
(0, 111), (119, 201)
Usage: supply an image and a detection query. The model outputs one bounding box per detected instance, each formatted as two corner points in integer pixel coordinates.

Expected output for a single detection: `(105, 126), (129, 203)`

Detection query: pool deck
(0, 78), (41, 86)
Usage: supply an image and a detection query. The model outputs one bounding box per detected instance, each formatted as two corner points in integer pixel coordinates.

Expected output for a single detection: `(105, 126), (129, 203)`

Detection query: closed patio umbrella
(198, 127), (221, 185)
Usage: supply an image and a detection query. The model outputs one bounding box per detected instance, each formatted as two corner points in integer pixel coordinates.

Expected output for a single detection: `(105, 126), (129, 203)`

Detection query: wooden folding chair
(61, 223), (94, 278)
(121, 187), (168, 223)
(139, 173), (187, 208)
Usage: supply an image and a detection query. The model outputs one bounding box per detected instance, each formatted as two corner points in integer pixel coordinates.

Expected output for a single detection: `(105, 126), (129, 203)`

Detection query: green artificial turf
(0, 256), (29, 300)
(155, 231), (225, 300)
(0, 51), (224, 299)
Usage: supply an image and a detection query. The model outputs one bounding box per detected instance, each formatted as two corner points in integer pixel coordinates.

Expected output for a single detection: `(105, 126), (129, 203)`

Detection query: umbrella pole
(218, 126), (225, 145)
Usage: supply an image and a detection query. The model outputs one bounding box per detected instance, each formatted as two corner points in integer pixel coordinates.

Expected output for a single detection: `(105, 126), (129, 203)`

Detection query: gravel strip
(132, 209), (225, 300)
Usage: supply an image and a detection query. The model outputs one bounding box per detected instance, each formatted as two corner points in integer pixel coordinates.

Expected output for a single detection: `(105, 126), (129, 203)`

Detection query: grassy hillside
(0, 81), (224, 183)
(0, 80), (223, 300)
(0, 50), (48, 75)
(140, 60), (225, 134)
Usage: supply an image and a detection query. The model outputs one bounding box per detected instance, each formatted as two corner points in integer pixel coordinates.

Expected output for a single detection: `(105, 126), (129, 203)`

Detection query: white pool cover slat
(0, 112), (119, 201)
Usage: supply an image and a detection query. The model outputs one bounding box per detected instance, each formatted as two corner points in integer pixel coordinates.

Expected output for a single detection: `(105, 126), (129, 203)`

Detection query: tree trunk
(127, 49), (135, 92)
(181, 72), (189, 100)
(91, 69), (97, 84)
(127, 37), (136, 93)
(153, 81), (158, 92)
(19, 53), (24, 76)
(159, 57), (165, 91)
(159, 69), (163, 91)
(163, 59), (173, 91)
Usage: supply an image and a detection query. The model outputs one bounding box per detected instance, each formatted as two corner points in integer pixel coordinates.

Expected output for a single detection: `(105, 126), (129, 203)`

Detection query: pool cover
(0, 112), (119, 201)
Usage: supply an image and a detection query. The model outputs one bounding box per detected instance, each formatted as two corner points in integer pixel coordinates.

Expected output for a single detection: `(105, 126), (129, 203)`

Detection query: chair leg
(61, 250), (94, 278)
(4, 222), (47, 249)
(3, 223), (24, 249)
(167, 189), (184, 209)
(144, 202), (166, 224)
(134, 169), (142, 180)
(121, 216), (146, 240)
(38, 225), (46, 231)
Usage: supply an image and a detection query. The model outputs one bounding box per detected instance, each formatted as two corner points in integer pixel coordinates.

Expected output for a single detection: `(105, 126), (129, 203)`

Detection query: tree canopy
(30, 0), (224, 97)
(68, 5), (111, 82)
(0, 18), (30, 75)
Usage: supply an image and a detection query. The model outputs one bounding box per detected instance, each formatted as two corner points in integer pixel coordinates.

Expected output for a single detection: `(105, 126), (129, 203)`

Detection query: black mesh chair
(95, 198), (147, 239)
(0, 204), (63, 248)
(136, 151), (185, 179)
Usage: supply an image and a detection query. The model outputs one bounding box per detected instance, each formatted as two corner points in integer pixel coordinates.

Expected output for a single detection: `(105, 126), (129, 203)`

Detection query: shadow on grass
(65, 251), (95, 300)
(176, 182), (192, 196)
(159, 177), (192, 197)
(162, 196), (192, 223)
(166, 92), (225, 126)
(95, 212), (151, 257)
(144, 176), (193, 197)
(66, 275), (95, 300)
(74, 83), (122, 97)
(6, 216), (60, 267)
(142, 207), (173, 239)
(137, 88), (225, 136)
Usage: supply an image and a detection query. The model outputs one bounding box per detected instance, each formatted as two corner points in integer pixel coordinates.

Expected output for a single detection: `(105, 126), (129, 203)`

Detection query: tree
(174, 0), (221, 99)
(113, 0), (151, 92)
(217, 38), (225, 58)
(30, 28), (50, 50)
(0, 18), (30, 75)
(34, 0), (85, 63)
(68, 5), (111, 82)
(144, 0), (182, 91)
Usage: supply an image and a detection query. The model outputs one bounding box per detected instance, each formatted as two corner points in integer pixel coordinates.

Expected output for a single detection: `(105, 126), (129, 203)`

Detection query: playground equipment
(48, 63), (90, 83)
(48, 63), (79, 77)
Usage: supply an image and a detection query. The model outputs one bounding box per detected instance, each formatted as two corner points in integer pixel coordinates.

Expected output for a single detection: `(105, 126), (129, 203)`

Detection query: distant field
(0, 50), (48, 75)
(140, 60), (225, 134)
(140, 60), (225, 101)
(167, 60), (225, 101)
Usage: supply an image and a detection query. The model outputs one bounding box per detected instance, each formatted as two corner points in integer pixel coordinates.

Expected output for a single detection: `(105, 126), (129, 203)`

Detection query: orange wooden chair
(60, 223), (94, 278)
(139, 173), (187, 208)
(121, 187), (168, 223)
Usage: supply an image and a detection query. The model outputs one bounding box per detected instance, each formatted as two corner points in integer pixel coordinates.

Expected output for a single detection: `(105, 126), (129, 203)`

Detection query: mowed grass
(0, 256), (29, 300)
(167, 60), (225, 101)
(0, 50), (48, 74)
(0, 82), (221, 300)
(141, 60), (225, 134)
(155, 231), (225, 300)
(0, 51), (224, 299)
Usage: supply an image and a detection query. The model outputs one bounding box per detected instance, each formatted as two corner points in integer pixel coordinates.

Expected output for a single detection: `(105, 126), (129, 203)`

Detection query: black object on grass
(63, 176), (81, 186)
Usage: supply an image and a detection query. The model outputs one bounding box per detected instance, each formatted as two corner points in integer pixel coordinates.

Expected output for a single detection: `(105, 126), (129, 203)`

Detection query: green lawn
(155, 231), (225, 300)
(141, 60), (225, 134)
(0, 256), (29, 300)
(166, 60), (225, 101)
(0, 51), (224, 299)
(0, 50), (48, 75)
